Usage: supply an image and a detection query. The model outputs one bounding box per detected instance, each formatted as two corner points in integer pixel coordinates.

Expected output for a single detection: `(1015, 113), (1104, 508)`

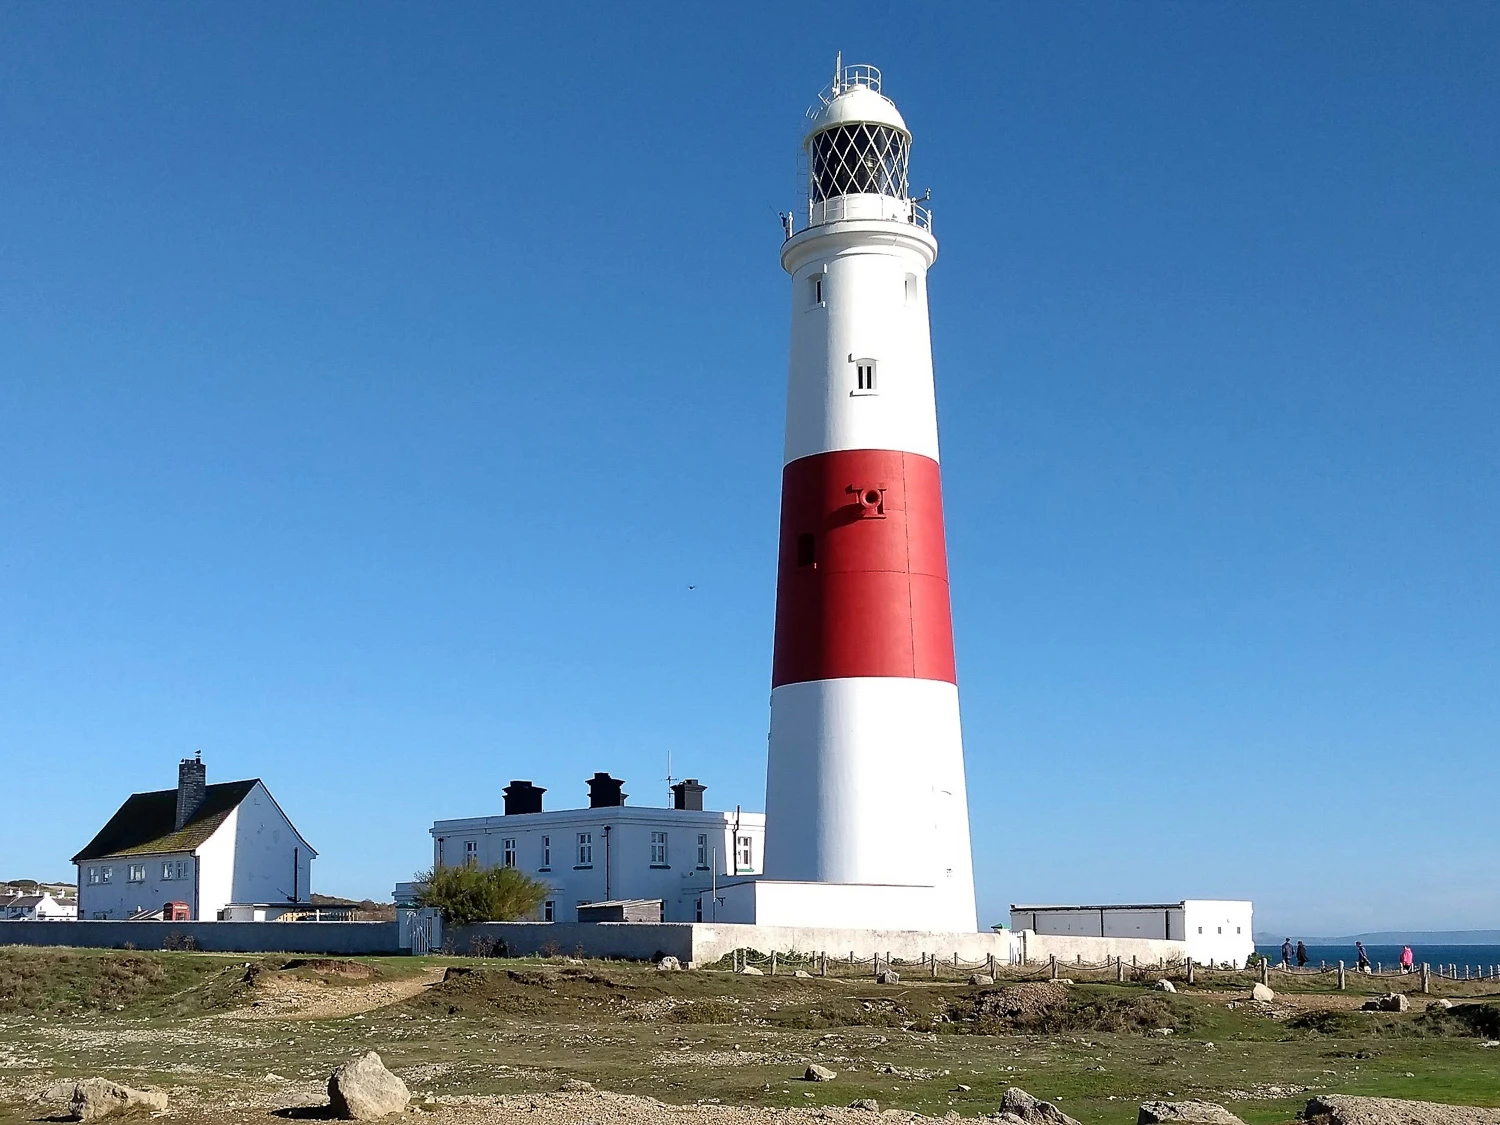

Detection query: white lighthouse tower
(755, 61), (977, 934)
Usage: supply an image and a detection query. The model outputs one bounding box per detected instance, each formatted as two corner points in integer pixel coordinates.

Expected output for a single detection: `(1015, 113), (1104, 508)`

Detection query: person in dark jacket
(1281, 938), (1293, 967)
(1296, 940), (1310, 967)
(1356, 941), (1372, 972)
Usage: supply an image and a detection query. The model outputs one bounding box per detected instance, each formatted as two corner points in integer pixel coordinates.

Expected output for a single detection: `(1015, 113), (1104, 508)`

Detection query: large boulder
(327, 1051), (410, 1119)
(70, 1079), (169, 1121)
(1250, 983), (1274, 1002)
(805, 1064), (836, 1082)
(1360, 993), (1410, 1013)
(656, 956), (681, 972)
(1138, 1101), (1246, 1123)
(998, 1086), (1082, 1125)
(876, 970), (901, 984)
(1153, 979), (1177, 993)
(970, 974), (995, 986)
(1304, 1094), (1500, 1123)
(738, 965), (764, 976)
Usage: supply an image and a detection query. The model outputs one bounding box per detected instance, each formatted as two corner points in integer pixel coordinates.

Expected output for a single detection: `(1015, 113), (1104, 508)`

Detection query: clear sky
(2, 3), (1496, 935)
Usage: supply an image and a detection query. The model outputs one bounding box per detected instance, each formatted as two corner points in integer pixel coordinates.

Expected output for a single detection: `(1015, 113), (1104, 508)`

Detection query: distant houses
(71, 754), (317, 921)
(0, 892), (75, 921)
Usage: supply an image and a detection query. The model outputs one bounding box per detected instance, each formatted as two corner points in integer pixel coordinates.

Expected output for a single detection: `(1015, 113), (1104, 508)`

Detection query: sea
(1255, 944), (1500, 972)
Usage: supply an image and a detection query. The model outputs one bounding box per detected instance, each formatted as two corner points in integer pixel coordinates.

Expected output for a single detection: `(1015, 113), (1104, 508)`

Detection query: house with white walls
(421, 773), (764, 924)
(72, 755), (316, 921)
(1010, 900), (1255, 967)
(0, 892), (76, 921)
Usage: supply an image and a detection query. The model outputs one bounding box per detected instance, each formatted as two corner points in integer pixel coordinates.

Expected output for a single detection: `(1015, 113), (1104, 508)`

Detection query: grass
(0, 949), (1497, 1125)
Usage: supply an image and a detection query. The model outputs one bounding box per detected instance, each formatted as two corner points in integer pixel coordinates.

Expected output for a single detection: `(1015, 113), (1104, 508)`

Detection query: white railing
(807, 63), (884, 118)
(791, 194), (933, 237)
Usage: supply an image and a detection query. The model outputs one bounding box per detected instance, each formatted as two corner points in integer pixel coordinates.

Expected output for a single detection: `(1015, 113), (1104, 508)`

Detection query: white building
(72, 755), (317, 921)
(0, 892), (76, 921)
(423, 775), (764, 923)
(1010, 901), (1255, 967)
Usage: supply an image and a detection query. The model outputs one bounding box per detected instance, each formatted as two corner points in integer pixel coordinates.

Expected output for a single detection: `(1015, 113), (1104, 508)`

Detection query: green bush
(413, 865), (548, 927)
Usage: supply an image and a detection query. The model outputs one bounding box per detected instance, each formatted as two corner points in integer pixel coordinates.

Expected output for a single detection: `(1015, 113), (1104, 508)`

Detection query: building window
(436, 838), (445, 868)
(86, 867), (100, 885)
(1236, 927), (1241, 934)
(576, 832), (593, 867)
(696, 833), (709, 869)
(540, 836), (551, 869)
(811, 275), (823, 305)
(796, 533), (816, 568)
(162, 860), (188, 881)
(736, 836), (753, 870)
(855, 360), (877, 392)
(1197, 926), (1203, 934)
(904, 274), (918, 304)
(650, 832), (668, 866)
(162, 862), (174, 881)
(1217, 926), (1222, 934)
(127, 864), (145, 883)
(464, 840), (479, 868)
(543, 900), (555, 922)
(502, 838), (517, 868)
(99, 866), (113, 884)
(695, 898), (704, 922)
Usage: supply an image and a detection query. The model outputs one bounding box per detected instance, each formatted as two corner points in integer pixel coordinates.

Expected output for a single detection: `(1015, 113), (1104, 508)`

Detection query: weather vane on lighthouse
(756, 57), (978, 933)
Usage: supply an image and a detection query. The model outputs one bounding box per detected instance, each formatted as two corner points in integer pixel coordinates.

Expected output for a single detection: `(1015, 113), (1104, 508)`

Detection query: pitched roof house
(0, 893), (76, 921)
(73, 755), (316, 921)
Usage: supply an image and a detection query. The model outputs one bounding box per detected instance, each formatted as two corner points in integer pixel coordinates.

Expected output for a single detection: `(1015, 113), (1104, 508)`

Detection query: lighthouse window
(904, 274), (918, 304)
(796, 533), (816, 567)
(810, 275), (824, 306)
(854, 360), (877, 393)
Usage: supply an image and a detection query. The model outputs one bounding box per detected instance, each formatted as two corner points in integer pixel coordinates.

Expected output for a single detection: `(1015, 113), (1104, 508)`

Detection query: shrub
(414, 865), (548, 927)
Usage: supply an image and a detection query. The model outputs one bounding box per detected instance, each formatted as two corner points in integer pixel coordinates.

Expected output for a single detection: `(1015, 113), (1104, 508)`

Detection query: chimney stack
(671, 778), (706, 811)
(175, 753), (207, 830)
(586, 772), (626, 808)
(502, 780), (546, 815)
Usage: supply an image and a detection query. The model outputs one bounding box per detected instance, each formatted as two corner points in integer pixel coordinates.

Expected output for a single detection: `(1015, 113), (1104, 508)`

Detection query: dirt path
(218, 965), (446, 1021)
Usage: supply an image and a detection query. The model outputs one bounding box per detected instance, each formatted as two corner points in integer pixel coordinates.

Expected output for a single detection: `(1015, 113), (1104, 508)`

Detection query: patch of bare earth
(222, 965), (446, 1021)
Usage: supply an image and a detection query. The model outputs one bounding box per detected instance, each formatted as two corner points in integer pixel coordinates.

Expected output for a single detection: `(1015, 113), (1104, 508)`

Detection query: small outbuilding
(577, 898), (664, 923)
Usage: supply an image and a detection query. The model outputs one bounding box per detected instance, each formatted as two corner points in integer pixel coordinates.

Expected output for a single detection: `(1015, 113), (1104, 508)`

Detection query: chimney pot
(671, 778), (707, 811)
(502, 780), (546, 815)
(586, 772), (626, 808)
(175, 755), (207, 830)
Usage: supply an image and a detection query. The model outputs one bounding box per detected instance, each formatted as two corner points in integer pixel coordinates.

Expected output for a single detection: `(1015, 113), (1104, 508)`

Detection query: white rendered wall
(431, 807), (766, 922)
(764, 678), (975, 932)
(227, 782), (313, 908)
(196, 814), (236, 920)
(1181, 900), (1255, 967)
(781, 225), (940, 465)
(77, 851), (196, 920)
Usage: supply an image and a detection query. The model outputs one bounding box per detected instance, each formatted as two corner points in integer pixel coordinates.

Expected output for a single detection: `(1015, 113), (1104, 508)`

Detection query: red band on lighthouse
(771, 448), (956, 687)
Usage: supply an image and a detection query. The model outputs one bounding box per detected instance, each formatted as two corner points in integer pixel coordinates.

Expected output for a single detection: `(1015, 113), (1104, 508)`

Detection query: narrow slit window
(904, 274), (918, 304)
(796, 533), (816, 567)
(811, 275), (823, 305)
(856, 361), (877, 391)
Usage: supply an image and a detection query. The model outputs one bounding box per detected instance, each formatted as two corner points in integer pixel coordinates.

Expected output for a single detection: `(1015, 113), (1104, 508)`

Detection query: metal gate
(409, 914), (434, 955)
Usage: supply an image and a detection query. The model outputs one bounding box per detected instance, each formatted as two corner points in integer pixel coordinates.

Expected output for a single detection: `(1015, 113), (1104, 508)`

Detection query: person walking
(1356, 941), (1372, 973)
(1296, 940), (1310, 968)
(1281, 938), (1294, 968)
(1400, 945), (1414, 974)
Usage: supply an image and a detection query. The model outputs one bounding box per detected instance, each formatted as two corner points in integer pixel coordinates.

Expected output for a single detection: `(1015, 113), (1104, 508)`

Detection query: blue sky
(2, 3), (1496, 935)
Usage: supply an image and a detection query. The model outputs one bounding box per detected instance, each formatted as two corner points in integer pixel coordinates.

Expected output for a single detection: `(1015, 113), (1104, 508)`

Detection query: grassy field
(0, 947), (1497, 1125)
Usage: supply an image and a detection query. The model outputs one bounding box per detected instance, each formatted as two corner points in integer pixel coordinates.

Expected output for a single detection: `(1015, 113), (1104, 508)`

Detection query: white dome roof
(805, 84), (908, 143)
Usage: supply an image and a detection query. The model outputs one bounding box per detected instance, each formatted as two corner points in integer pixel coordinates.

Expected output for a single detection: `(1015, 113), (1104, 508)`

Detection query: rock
(998, 1086), (1082, 1125)
(1137, 1101), (1246, 1124)
(1360, 993), (1409, 1013)
(995, 1116), (1028, 1125)
(954, 1084), (972, 1092)
(1250, 983), (1274, 1002)
(1428, 998), (1454, 1011)
(876, 970), (900, 984)
(739, 965), (764, 976)
(656, 956), (680, 971)
(70, 1079), (169, 1121)
(42, 1082), (75, 1102)
(1052, 978), (1074, 986)
(327, 1051), (411, 1120)
(848, 1099), (880, 1112)
(1304, 1093), (1500, 1123)
(558, 1079), (594, 1093)
(1153, 979), (1177, 993)
(805, 1064), (836, 1082)
(969, 974), (995, 986)
(794, 970), (812, 978)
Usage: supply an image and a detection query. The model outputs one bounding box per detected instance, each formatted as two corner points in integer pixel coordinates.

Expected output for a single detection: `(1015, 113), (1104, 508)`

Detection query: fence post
(1338, 961), (1346, 990)
(1261, 959), (1269, 986)
(931, 954), (938, 979)
(770, 951), (777, 976)
(1049, 954), (1058, 981)
(988, 953), (996, 978)
(1116, 956), (1125, 983)
(1421, 963), (1429, 993)
(820, 951), (827, 977)
(1132, 955), (1138, 971)
(1186, 957), (1195, 986)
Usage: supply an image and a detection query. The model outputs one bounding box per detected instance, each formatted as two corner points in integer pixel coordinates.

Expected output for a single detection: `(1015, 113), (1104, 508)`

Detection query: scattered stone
(1250, 983), (1274, 1002)
(848, 1099), (880, 1112)
(876, 970), (900, 984)
(998, 1086), (1082, 1125)
(1151, 1027), (1175, 1036)
(1052, 978), (1074, 986)
(1304, 1093), (1500, 1123)
(557, 1080), (594, 1093)
(656, 956), (681, 972)
(1359, 993), (1410, 1013)
(1137, 1101), (1246, 1124)
(995, 1116), (1027, 1125)
(1428, 999), (1454, 1011)
(953, 1084), (972, 1092)
(969, 974), (995, 986)
(327, 1051), (411, 1119)
(804, 1064), (836, 1082)
(70, 1079), (169, 1122)
(794, 970), (812, 978)
(1154, 979), (1177, 993)
(739, 966), (764, 976)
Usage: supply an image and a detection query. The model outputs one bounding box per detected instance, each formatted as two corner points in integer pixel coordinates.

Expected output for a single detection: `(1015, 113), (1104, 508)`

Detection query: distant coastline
(1254, 929), (1500, 945)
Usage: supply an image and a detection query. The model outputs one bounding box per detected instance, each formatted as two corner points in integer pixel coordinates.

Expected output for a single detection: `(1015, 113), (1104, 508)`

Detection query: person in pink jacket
(1400, 945), (1415, 973)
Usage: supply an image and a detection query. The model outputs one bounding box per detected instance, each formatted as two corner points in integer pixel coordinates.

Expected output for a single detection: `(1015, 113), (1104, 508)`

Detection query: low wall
(449, 922), (695, 961)
(1016, 929), (1185, 966)
(0, 920), (400, 955)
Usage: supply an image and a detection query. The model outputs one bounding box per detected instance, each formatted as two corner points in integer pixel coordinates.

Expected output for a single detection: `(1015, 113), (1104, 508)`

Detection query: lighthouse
(758, 61), (978, 933)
